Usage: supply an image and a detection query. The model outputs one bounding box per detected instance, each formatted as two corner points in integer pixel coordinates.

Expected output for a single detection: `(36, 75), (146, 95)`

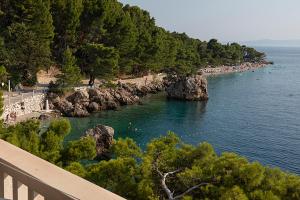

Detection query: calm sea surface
(68, 47), (300, 174)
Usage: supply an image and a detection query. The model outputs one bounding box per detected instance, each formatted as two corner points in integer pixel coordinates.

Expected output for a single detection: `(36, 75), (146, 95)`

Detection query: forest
(0, 0), (265, 88)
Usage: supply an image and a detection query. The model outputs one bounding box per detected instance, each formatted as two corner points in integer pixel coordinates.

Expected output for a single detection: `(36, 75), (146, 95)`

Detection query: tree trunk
(89, 74), (95, 86)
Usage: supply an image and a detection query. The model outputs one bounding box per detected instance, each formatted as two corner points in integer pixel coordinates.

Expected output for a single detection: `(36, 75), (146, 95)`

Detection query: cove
(67, 47), (300, 174)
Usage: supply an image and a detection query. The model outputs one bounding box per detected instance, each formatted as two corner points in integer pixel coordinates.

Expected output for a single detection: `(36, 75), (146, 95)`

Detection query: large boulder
(112, 88), (139, 105)
(166, 74), (209, 101)
(84, 125), (114, 159)
(55, 99), (74, 116)
(88, 102), (100, 112)
(66, 90), (89, 104)
(47, 92), (61, 109)
(73, 103), (90, 117)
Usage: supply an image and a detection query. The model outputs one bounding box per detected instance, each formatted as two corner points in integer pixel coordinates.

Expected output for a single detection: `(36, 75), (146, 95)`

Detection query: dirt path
(114, 73), (165, 87)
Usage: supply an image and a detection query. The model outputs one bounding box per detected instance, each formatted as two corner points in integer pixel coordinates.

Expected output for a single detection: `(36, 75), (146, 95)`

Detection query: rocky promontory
(165, 74), (209, 101)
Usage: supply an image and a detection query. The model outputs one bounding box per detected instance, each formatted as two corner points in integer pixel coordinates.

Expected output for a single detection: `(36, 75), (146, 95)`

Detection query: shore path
(114, 73), (165, 87)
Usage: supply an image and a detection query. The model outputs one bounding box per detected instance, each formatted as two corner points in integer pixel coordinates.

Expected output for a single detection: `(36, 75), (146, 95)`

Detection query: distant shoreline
(199, 61), (272, 77)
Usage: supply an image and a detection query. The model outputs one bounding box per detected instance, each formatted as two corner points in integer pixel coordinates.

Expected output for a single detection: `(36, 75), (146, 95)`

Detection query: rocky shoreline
(48, 81), (165, 117)
(48, 61), (270, 117)
(48, 75), (209, 117)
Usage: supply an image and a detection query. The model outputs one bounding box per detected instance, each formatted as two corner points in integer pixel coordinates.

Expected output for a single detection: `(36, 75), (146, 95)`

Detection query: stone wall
(1, 94), (46, 120)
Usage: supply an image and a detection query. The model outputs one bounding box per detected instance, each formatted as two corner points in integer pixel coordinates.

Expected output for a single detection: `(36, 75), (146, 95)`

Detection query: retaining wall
(1, 94), (45, 120)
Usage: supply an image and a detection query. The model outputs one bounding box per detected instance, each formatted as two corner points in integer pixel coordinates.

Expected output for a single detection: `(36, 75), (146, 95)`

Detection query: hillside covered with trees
(0, 0), (265, 87)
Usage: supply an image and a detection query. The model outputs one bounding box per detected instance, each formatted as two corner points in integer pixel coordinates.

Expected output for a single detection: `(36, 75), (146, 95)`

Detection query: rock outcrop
(84, 125), (114, 159)
(48, 74), (208, 116)
(165, 74), (209, 101)
(48, 81), (165, 117)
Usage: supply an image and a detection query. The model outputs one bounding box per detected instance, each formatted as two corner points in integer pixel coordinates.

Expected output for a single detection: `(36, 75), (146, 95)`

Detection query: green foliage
(0, 65), (8, 84)
(47, 118), (71, 138)
(0, 118), (299, 200)
(87, 157), (139, 198)
(5, 23), (43, 85)
(220, 186), (248, 200)
(244, 47), (266, 62)
(2, 120), (41, 156)
(78, 43), (119, 85)
(0, 118), (98, 167)
(112, 138), (142, 158)
(56, 48), (82, 88)
(0, 37), (9, 66)
(51, 0), (83, 60)
(2, 0), (54, 85)
(85, 133), (300, 200)
(0, 0), (264, 86)
(40, 130), (63, 163)
(39, 119), (71, 163)
(100, 81), (118, 89)
(63, 136), (97, 163)
(65, 162), (87, 178)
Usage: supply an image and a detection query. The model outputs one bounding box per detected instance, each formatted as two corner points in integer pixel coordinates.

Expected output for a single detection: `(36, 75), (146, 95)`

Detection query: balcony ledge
(0, 139), (125, 200)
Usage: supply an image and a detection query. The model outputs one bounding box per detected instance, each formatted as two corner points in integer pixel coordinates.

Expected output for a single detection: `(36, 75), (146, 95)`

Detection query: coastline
(199, 61), (271, 77)
(2, 62), (271, 122)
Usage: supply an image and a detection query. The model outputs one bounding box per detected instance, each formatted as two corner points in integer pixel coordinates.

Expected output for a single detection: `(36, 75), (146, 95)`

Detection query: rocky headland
(165, 74), (209, 101)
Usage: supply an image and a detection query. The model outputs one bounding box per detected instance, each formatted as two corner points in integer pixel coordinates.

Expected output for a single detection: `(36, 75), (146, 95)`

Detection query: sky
(118, 0), (300, 43)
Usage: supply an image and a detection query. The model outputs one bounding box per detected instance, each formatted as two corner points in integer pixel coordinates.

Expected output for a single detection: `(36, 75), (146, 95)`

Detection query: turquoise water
(68, 47), (300, 174)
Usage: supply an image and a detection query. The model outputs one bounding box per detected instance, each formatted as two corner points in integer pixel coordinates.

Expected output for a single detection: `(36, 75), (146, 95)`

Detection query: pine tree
(51, 0), (83, 60)
(5, 0), (54, 85)
(78, 43), (119, 86)
(29, 0), (54, 67)
(57, 48), (81, 87)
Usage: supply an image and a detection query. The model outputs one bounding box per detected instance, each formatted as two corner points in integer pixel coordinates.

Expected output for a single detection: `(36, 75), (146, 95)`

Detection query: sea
(67, 47), (300, 174)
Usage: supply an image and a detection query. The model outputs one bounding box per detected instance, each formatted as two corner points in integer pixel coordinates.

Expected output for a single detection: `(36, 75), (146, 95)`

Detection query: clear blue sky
(119, 0), (300, 42)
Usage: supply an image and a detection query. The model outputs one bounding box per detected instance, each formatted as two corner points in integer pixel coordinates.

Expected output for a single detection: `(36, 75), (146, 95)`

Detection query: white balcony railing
(0, 139), (125, 200)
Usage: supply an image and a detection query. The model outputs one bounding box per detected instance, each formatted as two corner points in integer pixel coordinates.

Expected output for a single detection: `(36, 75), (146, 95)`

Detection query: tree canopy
(1, 0), (54, 85)
(0, 0), (265, 86)
(0, 118), (96, 166)
(85, 133), (300, 200)
(56, 47), (82, 88)
(0, 120), (299, 200)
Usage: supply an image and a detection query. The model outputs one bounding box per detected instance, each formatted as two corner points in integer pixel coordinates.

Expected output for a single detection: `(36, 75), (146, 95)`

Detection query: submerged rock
(84, 125), (114, 159)
(166, 74), (209, 101)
